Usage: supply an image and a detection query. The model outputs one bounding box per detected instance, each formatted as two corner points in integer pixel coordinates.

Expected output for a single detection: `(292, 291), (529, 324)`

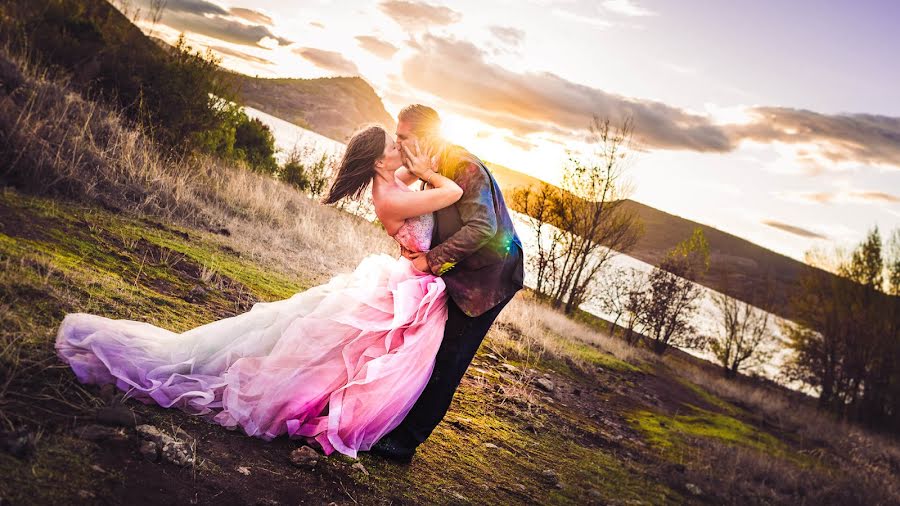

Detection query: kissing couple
(55, 104), (525, 463)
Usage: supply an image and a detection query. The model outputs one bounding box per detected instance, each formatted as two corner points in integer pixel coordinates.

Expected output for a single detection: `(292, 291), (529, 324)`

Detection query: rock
(446, 490), (470, 505)
(185, 285), (207, 302)
(541, 469), (560, 486)
(1, 428), (36, 459)
(136, 424), (170, 446)
(685, 483), (703, 496)
(237, 466), (251, 476)
(139, 440), (159, 462)
(75, 424), (126, 442)
(136, 424), (192, 466)
(289, 445), (319, 469)
(499, 363), (518, 373)
(483, 442), (498, 449)
(96, 406), (142, 427)
(351, 462), (369, 476)
(162, 440), (194, 466)
(536, 378), (555, 392)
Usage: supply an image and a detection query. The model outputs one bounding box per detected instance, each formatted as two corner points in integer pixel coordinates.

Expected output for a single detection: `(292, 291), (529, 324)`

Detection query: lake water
(245, 106), (797, 385)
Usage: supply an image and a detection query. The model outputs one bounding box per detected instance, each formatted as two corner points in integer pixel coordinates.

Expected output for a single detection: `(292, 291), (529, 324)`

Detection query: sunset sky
(132, 0), (900, 262)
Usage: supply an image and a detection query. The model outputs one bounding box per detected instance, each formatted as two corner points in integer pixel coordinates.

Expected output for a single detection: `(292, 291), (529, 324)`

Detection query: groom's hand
(408, 252), (431, 274)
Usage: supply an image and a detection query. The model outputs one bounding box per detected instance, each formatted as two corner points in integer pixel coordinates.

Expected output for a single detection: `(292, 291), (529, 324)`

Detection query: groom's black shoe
(369, 435), (416, 463)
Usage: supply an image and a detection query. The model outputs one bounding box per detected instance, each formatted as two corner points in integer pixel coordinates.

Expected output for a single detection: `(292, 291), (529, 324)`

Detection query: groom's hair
(398, 104), (441, 141)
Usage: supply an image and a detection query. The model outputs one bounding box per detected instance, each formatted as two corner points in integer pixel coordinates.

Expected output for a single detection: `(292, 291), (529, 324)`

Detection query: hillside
(3, 189), (895, 505)
(232, 73), (396, 143)
(0, 4), (898, 504)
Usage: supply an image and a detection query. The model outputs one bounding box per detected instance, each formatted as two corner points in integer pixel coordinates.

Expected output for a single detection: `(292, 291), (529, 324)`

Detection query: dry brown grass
(0, 47), (395, 286)
(680, 435), (898, 505)
(671, 359), (900, 504)
(493, 290), (646, 368)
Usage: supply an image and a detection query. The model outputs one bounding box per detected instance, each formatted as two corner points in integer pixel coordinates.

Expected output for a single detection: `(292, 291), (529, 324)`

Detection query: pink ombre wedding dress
(55, 214), (446, 458)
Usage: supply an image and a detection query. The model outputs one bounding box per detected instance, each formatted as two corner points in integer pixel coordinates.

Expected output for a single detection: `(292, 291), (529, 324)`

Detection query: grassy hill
(0, 3), (897, 504)
(2, 184), (895, 505)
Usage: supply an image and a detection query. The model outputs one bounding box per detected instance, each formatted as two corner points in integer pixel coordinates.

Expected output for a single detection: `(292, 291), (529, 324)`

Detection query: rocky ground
(1, 189), (895, 505)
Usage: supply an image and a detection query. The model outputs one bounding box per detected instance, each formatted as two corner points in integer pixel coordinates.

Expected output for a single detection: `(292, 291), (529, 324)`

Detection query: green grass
(625, 404), (815, 469)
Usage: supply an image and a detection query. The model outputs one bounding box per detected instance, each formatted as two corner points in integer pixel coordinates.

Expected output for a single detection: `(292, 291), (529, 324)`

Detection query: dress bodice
(391, 213), (434, 254)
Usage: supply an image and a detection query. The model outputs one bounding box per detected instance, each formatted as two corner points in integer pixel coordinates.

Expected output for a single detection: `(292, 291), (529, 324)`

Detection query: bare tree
(639, 227), (710, 354)
(708, 277), (776, 377)
(511, 115), (643, 314)
(597, 266), (647, 341)
(510, 182), (562, 297)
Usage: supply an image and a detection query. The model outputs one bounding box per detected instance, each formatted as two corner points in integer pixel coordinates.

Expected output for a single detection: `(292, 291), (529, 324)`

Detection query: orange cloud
(294, 47), (359, 75)
(762, 220), (828, 240)
(355, 36), (399, 59)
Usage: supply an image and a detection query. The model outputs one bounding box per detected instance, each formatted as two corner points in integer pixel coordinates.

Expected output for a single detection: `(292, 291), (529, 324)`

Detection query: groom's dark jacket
(423, 145), (524, 317)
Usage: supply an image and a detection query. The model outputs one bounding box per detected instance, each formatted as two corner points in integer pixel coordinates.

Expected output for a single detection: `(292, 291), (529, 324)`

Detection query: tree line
(510, 114), (899, 432)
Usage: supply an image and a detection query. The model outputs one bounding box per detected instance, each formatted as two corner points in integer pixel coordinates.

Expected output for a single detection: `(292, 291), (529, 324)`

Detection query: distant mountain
(147, 38), (396, 144)
(231, 74), (396, 143)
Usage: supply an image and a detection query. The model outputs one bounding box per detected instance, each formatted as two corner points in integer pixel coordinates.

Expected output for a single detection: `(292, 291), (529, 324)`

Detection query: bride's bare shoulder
(373, 186), (409, 235)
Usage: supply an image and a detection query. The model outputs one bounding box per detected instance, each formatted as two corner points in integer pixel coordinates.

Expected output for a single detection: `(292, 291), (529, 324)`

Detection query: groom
(370, 104), (525, 462)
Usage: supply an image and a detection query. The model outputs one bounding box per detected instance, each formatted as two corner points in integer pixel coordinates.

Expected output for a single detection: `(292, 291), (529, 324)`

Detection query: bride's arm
(394, 166), (419, 186)
(381, 144), (462, 220)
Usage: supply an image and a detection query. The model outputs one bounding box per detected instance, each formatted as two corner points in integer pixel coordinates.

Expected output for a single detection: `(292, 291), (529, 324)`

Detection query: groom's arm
(425, 161), (498, 276)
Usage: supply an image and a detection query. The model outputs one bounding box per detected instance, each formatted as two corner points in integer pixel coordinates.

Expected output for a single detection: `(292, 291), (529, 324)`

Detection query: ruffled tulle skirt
(55, 254), (447, 458)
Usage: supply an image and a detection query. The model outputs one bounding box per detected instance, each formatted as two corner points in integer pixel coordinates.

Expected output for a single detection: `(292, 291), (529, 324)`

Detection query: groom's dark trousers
(389, 291), (515, 447)
(388, 144), (524, 448)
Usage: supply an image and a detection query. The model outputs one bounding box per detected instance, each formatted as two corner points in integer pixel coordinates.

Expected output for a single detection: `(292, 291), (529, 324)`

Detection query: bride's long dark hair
(321, 125), (386, 205)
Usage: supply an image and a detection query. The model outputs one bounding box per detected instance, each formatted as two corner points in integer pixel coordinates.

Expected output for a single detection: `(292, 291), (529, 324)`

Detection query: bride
(55, 124), (462, 459)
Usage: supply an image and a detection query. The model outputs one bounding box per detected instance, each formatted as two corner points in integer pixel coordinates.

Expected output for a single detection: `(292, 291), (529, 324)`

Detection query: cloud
(163, 0), (228, 16)
(489, 26), (525, 46)
(209, 45), (273, 65)
(602, 0), (657, 17)
(229, 7), (273, 26)
(355, 36), (399, 59)
(762, 220), (828, 240)
(727, 108), (900, 168)
(849, 191), (900, 203)
(401, 34), (733, 152)
(504, 135), (537, 151)
(791, 191), (836, 204)
(552, 9), (612, 28)
(781, 190), (900, 205)
(294, 47), (359, 75)
(156, 11), (291, 47)
(378, 0), (462, 30)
